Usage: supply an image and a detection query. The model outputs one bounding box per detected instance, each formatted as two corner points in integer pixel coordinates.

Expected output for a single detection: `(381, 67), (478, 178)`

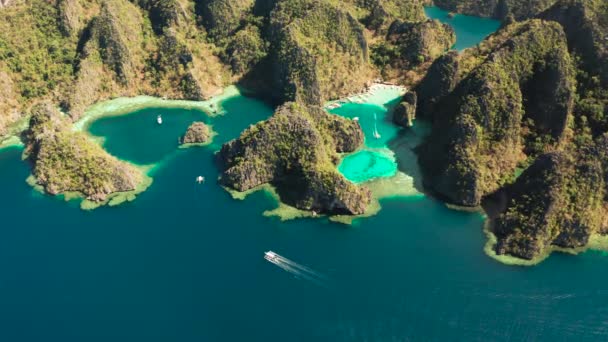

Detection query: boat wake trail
(264, 251), (328, 286)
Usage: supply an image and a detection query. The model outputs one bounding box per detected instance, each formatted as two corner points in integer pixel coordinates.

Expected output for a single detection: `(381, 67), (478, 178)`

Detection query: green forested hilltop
(416, 0), (608, 261)
(0, 0), (229, 133)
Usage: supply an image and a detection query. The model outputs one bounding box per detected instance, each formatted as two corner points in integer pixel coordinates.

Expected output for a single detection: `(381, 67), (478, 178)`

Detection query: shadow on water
(385, 123), (430, 194)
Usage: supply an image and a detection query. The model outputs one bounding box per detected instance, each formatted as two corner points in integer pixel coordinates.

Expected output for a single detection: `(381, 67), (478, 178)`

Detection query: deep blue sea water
(2, 92), (608, 341)
(425, 6), (501, 51)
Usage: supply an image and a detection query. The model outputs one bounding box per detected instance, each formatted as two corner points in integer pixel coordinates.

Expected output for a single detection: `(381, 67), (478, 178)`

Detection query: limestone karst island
(0, 0), (607, 340)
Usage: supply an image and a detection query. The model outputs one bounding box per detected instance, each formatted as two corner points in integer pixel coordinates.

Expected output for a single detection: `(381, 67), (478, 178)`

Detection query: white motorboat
(157, 115), (163, 125)
(265, 251), (278, 261)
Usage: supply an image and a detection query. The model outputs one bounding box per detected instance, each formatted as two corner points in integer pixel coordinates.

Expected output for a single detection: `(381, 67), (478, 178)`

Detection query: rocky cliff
(414, 0), (608, 260)
(181, 121), (211, 145)
(491, 147), (606, 260)
(418, 20), (575, 207)
(219, 102), (370, 215)
(24, 102), (144, 202)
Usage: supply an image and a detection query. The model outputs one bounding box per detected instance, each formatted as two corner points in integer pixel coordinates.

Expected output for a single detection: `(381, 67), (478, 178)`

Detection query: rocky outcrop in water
(491, 142), (606, 260)
(24, 103), (143, 202)
(360, 0), (426, 31)
(181, 122), (211, 145)
(219, 102), (370, 215)
(413, 0), (608, 260)
(419, 20), (575, 207)
(393, 91), (417, 127)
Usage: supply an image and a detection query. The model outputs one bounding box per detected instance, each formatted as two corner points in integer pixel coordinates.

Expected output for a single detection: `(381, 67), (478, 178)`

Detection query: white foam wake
(264, 252), (328, 286)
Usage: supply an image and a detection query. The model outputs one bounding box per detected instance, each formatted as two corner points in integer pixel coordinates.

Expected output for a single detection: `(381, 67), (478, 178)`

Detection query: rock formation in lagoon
(0, 0), (227, 126)
(24, 102), (145, 204)
(393, 91), (417, 127)
(181, 121), (212, 145)
(219, 102), (370, 215)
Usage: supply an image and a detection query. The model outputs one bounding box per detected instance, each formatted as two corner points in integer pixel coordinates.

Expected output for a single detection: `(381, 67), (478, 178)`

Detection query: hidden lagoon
(2, 7), (608, 342)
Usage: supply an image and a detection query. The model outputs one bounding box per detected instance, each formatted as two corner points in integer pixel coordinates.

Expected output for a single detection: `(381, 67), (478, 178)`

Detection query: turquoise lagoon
(2, 87), (608, 341)
(425, 6), (502, 51)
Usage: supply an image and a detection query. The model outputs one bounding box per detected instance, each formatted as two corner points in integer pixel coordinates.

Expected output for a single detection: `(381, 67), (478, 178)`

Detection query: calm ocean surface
(425, 6), (501, 51)
(1, 13), (607, 342)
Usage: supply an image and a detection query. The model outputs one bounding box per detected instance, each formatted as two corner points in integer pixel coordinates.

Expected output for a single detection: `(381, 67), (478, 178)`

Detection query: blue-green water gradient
(425, 6), (501, 51)
(1, 94), (608, 341)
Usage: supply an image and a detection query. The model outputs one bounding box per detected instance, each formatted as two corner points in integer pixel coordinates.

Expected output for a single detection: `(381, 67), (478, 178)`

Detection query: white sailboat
(373, 113), (381, 139)
(157, 115), (163, 125)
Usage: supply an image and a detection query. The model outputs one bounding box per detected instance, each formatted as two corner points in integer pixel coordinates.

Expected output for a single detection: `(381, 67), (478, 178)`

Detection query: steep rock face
(64, 0), (226, 119)
(181, 121), (211, 144)
(393, 91), (417, 127)
(57, 0), (83, 37)
(376, 19), (455, 69)
(492, 148), (605, 259)
(418, 20), (575, 206)
(91, 0), (143, 85)
(197, 0), (254, 41)
(413, 50), (459, 121)
(539, 0), (608, 86)
(433, 0), (558, 20)
(140, 0), (185, 34)
(362, 0), (427, 30)
(219, 102), (370, 215)
(24, 103), (143, 202)
(267, 0), (374, 105)
(0, 69), (20, 136)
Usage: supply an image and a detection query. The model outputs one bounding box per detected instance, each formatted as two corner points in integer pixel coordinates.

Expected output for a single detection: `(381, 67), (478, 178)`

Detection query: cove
(329, 85), (413, 186)
(425, 6), (501, 51)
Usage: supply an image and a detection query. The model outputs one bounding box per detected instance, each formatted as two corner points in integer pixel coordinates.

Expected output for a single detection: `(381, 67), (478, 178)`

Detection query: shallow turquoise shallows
(331, 98), (402, 183)
(2, 92), (608, 342)
(338, 149), (396, 184)
(425, 6), (501, 51)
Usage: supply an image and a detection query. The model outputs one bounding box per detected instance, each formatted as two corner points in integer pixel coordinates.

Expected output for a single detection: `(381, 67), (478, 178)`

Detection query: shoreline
(325, 83), (407, 110)
(73, 85), (241, 132)
(483, 221), (608, 266)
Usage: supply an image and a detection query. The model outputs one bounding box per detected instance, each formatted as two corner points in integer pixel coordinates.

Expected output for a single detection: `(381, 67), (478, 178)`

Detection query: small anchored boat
(373, 113), (381, 139)
(157, 115), (163, 125)
(196, 176), (205, 184)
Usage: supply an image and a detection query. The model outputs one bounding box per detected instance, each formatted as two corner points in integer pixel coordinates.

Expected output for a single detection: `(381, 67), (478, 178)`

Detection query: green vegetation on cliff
(266, 0), (375, 105)
(415, 0), (608, 261)
(419, 20), (575, 207)
(24, 102), (145, 203)
(0, 0), (228, 124)
(219, 102), (370, 214)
